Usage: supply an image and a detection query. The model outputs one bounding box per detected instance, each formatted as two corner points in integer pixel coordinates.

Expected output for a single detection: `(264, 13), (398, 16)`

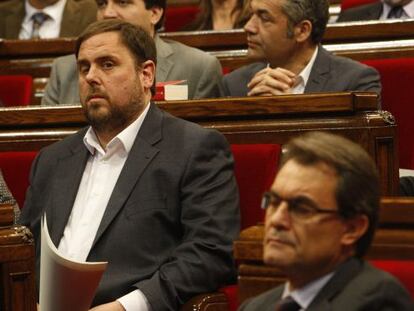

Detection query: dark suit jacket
(221, 46), (381, 102)
(239, 258), (414, 311)
(20, 103), (240, 310)
(337, 2), (383, 22)
(0, 0), (96, 39)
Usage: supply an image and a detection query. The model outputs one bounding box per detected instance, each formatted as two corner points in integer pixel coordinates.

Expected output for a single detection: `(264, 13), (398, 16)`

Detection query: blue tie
(275, 296), (301, 311)
(31, 12), (50, 39)
(387, 6), (404, 19)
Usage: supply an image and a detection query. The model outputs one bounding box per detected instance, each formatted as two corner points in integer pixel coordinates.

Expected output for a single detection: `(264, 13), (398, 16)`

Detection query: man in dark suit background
(338, 0), (414, 22)
(20, 19), (239, 311)
(222, 0), (381, 99)
(239, 132), (413, 311)
(0, 0), (96, 39)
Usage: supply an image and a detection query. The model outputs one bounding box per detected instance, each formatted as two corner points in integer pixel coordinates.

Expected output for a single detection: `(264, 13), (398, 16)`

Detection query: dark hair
(144, 0), (166, 31)
(185, 0), (250, 31)
(281, 0), (329, 44)
(280, 131), (380, 258)
(75, 19), (157, 95)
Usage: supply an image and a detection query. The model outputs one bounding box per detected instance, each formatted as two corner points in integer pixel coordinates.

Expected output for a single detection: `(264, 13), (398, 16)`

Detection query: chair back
(0, 75), (33, 106)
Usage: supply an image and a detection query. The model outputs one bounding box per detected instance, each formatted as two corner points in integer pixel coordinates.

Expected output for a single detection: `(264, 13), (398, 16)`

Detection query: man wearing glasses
(239, 132), (413, 311)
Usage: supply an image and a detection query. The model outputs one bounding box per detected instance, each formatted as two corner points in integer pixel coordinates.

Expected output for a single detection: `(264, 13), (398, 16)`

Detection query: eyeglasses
(261, 191), (340, 221)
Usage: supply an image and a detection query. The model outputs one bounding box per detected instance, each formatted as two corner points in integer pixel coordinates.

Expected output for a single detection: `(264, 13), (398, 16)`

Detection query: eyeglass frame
(261, 191), (341, 221)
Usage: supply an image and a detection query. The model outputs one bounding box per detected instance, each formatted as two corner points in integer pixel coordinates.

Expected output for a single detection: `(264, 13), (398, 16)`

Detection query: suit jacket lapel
(362, 3), (383, 20)
(91, 104), (163, 248)
(48, 130), (90, 246)
(155, 35), (174, 82)
(307, 258), (363, 310)
(4, 2), (25, 39)
(60, 0), (81, 37)
(305, 46), (331, 93)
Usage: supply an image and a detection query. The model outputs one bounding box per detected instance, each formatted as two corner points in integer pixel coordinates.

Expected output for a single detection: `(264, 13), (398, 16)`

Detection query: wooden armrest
(181, 292), (229, 311)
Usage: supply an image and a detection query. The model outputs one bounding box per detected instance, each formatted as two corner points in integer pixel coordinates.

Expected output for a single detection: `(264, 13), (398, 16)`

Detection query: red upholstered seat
(0, 151), (37, 207)
(219, 285), (238, 311)
(370, 260), (414, 298)
(0, 75), (33, 106)
(230, 144), (281, 229)
(361, 58), (414, 169)
(164, 6), (200, 32)
(341, 0), (378, 10)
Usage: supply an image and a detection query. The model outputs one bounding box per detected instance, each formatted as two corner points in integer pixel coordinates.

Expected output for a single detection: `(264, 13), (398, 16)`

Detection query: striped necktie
(31, 12), (50, 39)
(387, 6), (404, 19)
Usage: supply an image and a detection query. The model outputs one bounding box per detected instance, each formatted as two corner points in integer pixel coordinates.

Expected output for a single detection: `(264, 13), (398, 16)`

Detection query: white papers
(40, 217), (107, 311)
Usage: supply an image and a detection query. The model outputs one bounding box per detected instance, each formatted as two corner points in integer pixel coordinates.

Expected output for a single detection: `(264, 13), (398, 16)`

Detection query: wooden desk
(234, 196), (414, 304)
(0, 92), (398, 195)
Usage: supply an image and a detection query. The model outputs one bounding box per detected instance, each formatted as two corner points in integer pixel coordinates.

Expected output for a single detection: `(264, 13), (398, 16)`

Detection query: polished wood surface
(0, 92), (398, 195)
(0, 204), (36, 311)
(234, 196), (414, 304)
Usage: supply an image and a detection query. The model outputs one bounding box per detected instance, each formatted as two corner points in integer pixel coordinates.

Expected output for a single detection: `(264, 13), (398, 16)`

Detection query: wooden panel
(0, 92), (399, 195)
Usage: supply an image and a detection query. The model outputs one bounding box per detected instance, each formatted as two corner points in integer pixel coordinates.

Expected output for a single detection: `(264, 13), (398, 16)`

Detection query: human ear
(149, 6), (163, 28)
(140, 60), (155, 91)
(294, 20), (312, 43)
(340, 215), (369, 247)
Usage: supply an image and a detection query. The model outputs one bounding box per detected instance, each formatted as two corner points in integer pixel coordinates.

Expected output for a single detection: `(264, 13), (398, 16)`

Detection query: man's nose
(244, 15), (257, 34)
(85, 65), (101, 85)
(267, 202), (291, 229)
(101, 2), (118, 19)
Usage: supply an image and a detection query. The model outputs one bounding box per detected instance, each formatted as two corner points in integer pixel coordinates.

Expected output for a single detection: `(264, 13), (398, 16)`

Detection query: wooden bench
(234, 196), (414, 304)
(0, 92), (398, 195)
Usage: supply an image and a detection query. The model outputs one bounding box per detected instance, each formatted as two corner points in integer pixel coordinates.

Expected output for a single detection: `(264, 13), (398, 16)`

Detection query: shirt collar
(281, 270), (335, 310)
(297, 46), (318, 88)
(382, 0), (414, 18)
(24, 0), (67, 24)
(83, 103), (151, 157)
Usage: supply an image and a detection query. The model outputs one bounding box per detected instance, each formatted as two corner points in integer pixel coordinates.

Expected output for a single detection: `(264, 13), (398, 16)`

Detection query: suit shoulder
(0, 0), (20, 12)
(328, 51), (378, 74)
(239, 286), (282, 311)
(164, 39), (218, 64)
(38, 128), (87, 159)
(337, 3), (380, 22)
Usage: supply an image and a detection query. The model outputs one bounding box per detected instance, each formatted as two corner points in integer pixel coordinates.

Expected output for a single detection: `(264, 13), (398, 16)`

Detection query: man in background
(222, 0), (381, 99)
(239, 132), (413, 311)
(21, 19), (239, 310)
(41, 0), (223, 105)
(0, 0), (96, 39)
(338, 0), (414, 22)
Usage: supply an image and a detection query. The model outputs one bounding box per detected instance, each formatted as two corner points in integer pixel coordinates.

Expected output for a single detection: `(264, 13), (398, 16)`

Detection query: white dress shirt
(281, 271), (335, 310)
(290, 46), (319, 94)
(380, 0), (414, 19)
(19, 0), (67, 39)
(58, 103), (151, 311)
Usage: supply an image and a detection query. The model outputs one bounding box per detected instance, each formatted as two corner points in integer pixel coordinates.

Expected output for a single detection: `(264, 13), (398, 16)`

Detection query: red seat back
(341, 0), (378, 10)
(0, 75), (33, 106)
(231, 144), (281, 229)
(361, 58), (414, 169)
(370, 260), (414, 297)
(0, 151), (38, 207)
(164, 6), (200, 32)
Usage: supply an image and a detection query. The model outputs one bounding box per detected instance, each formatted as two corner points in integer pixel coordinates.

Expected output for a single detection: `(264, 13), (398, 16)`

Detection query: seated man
(338, 0), (414, 22)
(0, 0), (96, 39)
(222, 0), (381, 99)
(42, 0), (223, 104)
(240, 132), (413, 310)
(20, 19), (240, 310)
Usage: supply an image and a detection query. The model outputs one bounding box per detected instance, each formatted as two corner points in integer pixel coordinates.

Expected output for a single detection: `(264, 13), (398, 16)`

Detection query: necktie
(275, 296), (301, 311)
(0, 170), (20, 224)
(31, 12), (50, 39)
(387, 6), (404, 19)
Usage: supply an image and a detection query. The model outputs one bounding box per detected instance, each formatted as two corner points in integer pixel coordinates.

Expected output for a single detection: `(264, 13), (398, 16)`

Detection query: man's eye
(96, 0), (106, 8)
(290, 202), (315, 218)
(79, 65), (90, 75)
(102, 61), (114, 69)
(117, 0), (129, 6)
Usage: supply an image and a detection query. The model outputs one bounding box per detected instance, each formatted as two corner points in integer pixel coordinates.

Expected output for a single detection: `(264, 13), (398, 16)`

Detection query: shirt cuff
(117, 289), (151, 311)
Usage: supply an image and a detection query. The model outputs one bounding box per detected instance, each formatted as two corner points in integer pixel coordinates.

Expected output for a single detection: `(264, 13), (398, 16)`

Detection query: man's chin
(247, 49), (267, 62)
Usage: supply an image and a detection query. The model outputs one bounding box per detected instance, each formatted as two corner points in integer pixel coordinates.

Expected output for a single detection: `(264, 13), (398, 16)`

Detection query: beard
(82, 84), (144, 134)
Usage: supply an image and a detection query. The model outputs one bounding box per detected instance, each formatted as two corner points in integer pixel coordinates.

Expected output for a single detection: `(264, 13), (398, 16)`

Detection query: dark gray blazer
(41, 35), (222, 105)
(222, 46), (381, 100)
(337, 2), (383, 22)
(20, 103), (240, 310)
(239, 258), (414, 311)
(0, 0), (96, 39)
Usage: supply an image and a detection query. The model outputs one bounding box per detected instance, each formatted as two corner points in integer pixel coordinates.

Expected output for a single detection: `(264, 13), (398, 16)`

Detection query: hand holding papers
(40, 217), (107, 311)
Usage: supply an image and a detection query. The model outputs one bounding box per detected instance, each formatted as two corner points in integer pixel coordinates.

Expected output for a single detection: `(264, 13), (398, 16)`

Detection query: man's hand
(89, 301), (125, 311)
(247, 67), (297, 96)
